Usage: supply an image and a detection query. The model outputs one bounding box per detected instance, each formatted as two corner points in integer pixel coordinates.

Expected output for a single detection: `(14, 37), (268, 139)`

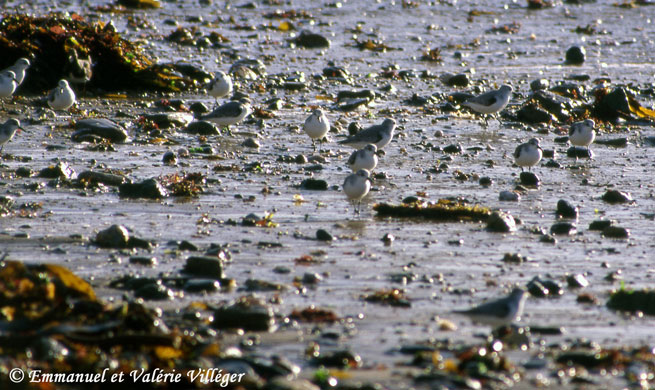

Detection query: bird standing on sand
(338, 118), (396, 149)
(0, 118), (21, 154)
(347, 144), (378, 172)
(343, 169), (372, 214)
(462, 84), (513, 127)
(569, 119), (596, 157)
(452, 288), (528, 328)
(47, 80), (76, 111)
(514, 138), (542, 172)
(303, 108), (330, 152)
(200, 98), (252, 128)
(207, 71), (233, 108)
(0, 71), (18, 108)
(4, 58), (30, 86)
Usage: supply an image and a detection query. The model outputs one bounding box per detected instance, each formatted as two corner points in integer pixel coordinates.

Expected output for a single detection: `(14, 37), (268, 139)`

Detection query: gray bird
(338, 118), (396, 149)
(4, 58), (30, 85)
(0, 118), (22, 154)
(200, 99), (252, 128)
(452, 288), (528, 328)
(462, 84), (513, 127)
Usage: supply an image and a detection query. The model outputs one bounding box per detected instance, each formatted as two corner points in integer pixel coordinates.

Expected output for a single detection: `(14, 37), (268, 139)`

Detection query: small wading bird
(0, 70), (18, 109)
(462, 84), (513, 127)
(0, 118), (22, 154)
(347, 144), (378, 172)
(452, 288), (528, 328)
(338, 118), (396, 150)
(343, 169), (372, 215)
(514, 138), (543, 172)
(47, 80), (76, 111)
(303, 108), (330, 152)
(569, 119), (596, 160)
(207, 71), (233, 108)
(200, 98), (252, 128)
(4, 58), (30, 86)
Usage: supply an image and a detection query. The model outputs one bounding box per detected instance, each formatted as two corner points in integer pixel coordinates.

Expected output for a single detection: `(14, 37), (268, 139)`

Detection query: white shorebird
(514, 138), (543, 172)
(4, 58), (30, 85)
(347, 144), (378, 172)
(207, 71), (233, 107)
(462, 84), (513, 126)
(47, 80), (76, 111)
(200, 99), (252, 128)
(453, 288), (528, 328)
(338, 118), (396, 149)
(0, 70), (18, 108)
(0, 118), (21, 154)
(303, 108), (330, 152)
(569, 119), (596, 156)
(343, 169), (372, 214)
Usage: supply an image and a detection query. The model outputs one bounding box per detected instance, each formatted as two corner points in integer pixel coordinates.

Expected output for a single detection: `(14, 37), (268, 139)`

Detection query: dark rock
(486, 211), (516, 233)
(316, 229), (333, 241)
(337, 89), (376, 102)
(502, 252), (525, 264)
(95, 224), (129, 248)
(601, 190), (633, 204)
(602, 226), (630, 238)
(534, 276), (564, 296)
(443, 144), (462, 154)
(595, 137), (628, 147)
(530, 79), (549, 91)
(189, 102), (209, 114)
(499, 190), (520, 201)
(178, 240), (198, 251)
(540, 234), (557, 244)
(244, 279), (287, 292)
(443, 73), (469, 87)
(143, 112), (194, 129)
(300, 178), (328, 190)
(119, 178), (169, 199)
(242, 137), (260, 148)
(554, 136), (569, 143)
(577, 293), (598, 304)
(519, 172), (540, 186)
(479, 177), (492, 187)
(184, 121), (220, 135)
(567, 274), (589, 288)
(517, 104), (557, 124)
(135, 283), (174, 300)
(544, 159), (561, 168)
(323, 66), (350, 79)
(567, 146), (593, 159)
(530, 90), (576, 121)
(607, 288), (655, 315)
(162, 151), (177, 165)
(589, 219), (613, 231)
(550, 222), (577, 235)
(309, 350), (361, 368)
(77, 171), (129, 186)
(38, 161), (77, 180)
(184, 279), (221, 293)
(565, 45), (586, 64)
(72, 119), (128, 143)
(212, 296), (275, 331)
(129, 256), (157, 266)
(294, 31), (330, 48)
(295, 154), (307, 164)
(402, 196), (420, 204)
(556, 199), (578, 218)
(381, 233), (394, 246)
(527, 279), (549, 298)
(282, 81), (306, 91)
(183, 256), (224, 279)
(347, 122), (361, 136)
(15, 167), (34, 177)
(302, 273), (322, 285)
(337, 98), (369, 111)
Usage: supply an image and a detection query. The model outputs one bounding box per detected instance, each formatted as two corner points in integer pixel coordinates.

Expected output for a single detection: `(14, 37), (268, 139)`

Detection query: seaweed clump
(607, 286), (655, 315)
(374, 199), (491, 222)
(0, 13), (208, 93)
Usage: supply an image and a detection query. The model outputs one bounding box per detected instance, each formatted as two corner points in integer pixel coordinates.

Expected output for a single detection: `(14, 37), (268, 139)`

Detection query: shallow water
(2, 0), (655, 388)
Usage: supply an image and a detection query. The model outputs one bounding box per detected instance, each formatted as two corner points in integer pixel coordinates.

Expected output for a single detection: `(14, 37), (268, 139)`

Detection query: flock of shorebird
(1, 62), (598, 217)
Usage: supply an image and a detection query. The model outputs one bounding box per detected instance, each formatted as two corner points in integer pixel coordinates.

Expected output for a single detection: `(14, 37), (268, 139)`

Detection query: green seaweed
(373, 199), (492, 222)
(607, 287), (655, 315)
